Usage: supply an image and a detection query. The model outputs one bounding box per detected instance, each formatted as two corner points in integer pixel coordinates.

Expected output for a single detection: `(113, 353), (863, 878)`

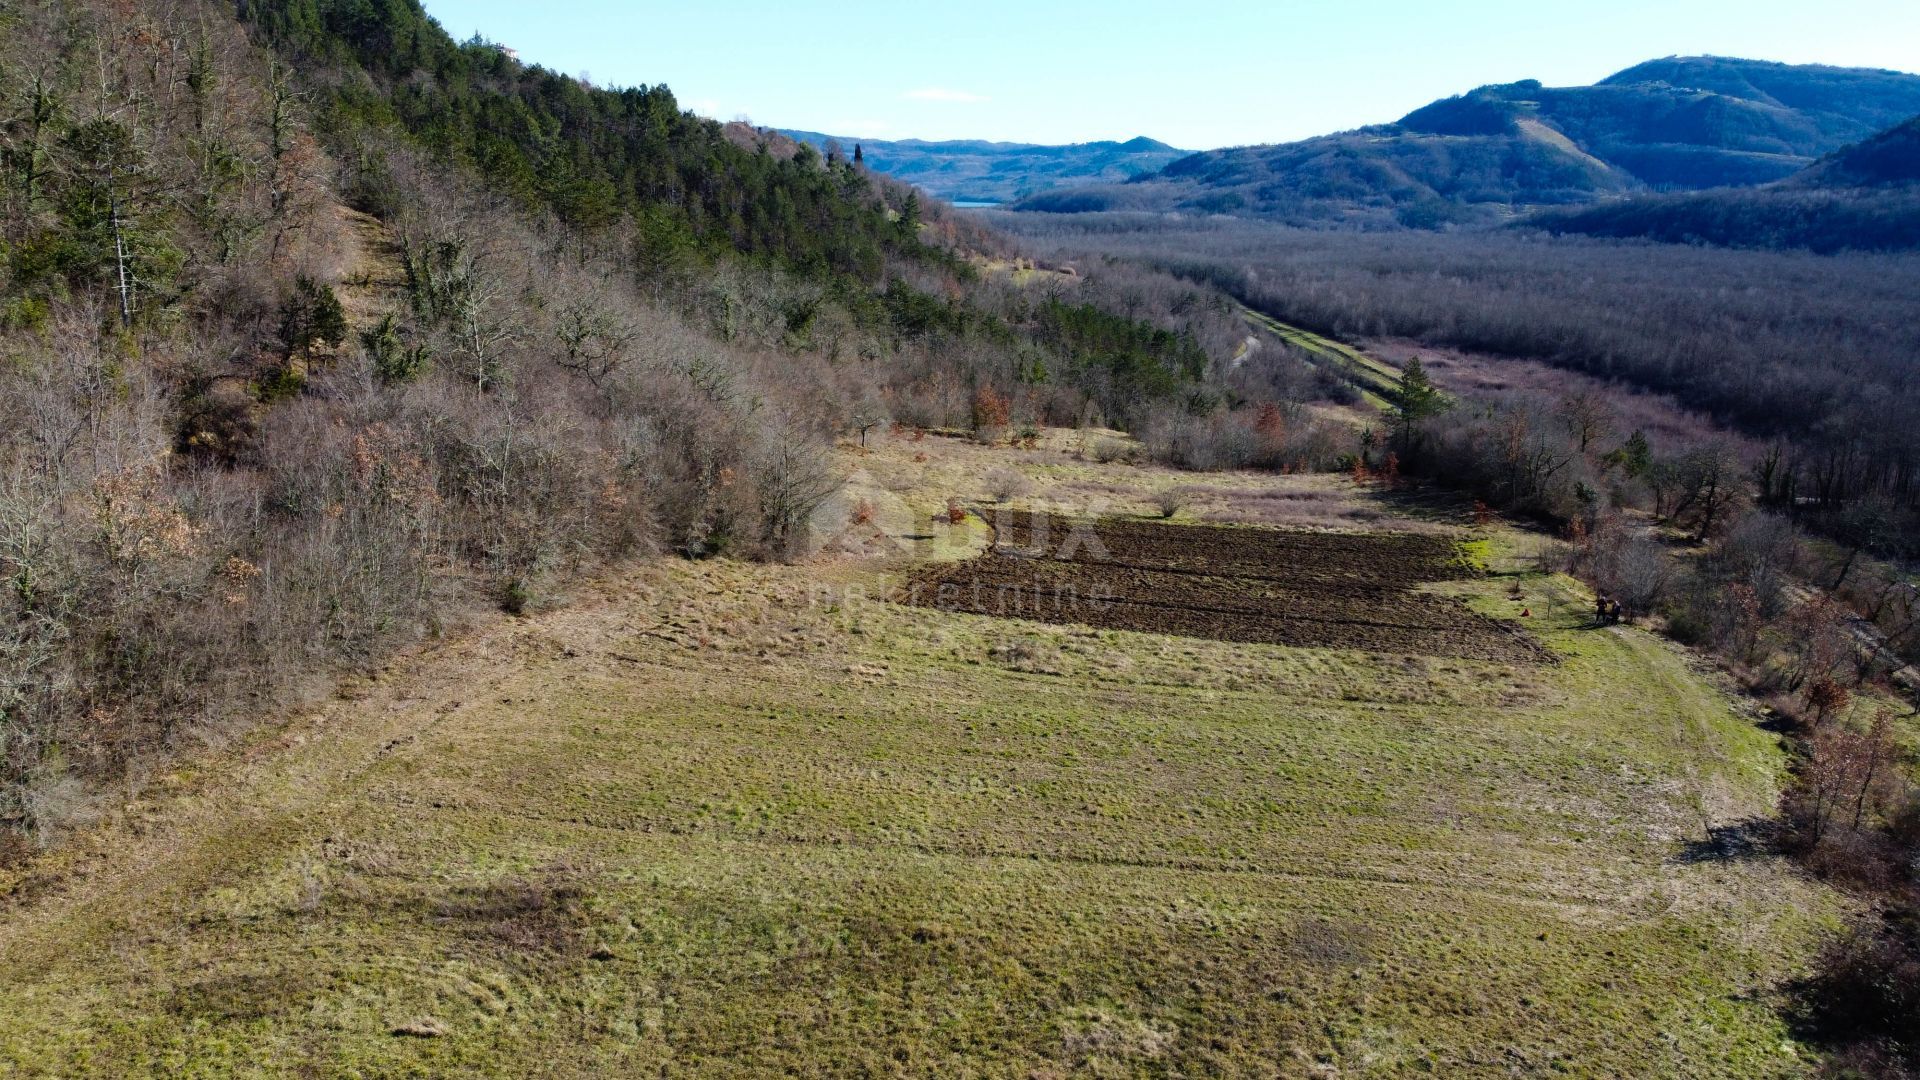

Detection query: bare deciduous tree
(752, 416), (840, 559)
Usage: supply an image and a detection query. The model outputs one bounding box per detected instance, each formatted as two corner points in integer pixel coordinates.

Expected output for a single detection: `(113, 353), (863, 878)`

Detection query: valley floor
(0, 432), (1840, 1077)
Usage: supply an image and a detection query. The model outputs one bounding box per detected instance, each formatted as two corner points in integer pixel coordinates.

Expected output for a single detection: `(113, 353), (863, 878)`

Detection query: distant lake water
(951, 200), (1001, 209)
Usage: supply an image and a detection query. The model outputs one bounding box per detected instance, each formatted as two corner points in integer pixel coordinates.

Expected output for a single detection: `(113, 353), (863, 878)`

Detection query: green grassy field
(0, 438), (1841, 1077)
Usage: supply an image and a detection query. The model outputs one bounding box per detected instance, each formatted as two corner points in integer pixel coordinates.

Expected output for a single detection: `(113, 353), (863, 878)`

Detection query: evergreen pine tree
(1616, 430), (1653, 478)
(897, 191), (921, 241)
(1390, 356), (1448, 454)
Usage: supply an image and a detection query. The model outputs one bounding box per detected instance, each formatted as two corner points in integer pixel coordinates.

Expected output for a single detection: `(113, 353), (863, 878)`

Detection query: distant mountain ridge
(1011, 56), (1920, 227)
(779, 131), (1187, 203)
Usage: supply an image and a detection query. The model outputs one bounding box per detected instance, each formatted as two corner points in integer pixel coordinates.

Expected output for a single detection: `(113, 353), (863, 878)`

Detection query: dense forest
(1526, 184), (1920, 252)
(993, 212), (1920, 551)
(239, 0), (926, 280)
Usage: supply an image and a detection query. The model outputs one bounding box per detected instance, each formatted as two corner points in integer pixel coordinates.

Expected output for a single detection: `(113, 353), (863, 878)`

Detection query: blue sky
(420, 1), (1920, 149)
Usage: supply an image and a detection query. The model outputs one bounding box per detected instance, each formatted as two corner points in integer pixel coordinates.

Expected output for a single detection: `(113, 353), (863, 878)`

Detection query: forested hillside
(1524, 112), (1920, 252)
(239, 0), (938, 280)
(1795, 113), (1920, 187)
(0, 0), (1287, 848)
(1601, 55), (1920, 137)
(5, 4), (1919, 1075)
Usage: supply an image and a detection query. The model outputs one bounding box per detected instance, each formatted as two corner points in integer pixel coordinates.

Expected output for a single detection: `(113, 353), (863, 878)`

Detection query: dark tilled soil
(902, 513), (1548, 663)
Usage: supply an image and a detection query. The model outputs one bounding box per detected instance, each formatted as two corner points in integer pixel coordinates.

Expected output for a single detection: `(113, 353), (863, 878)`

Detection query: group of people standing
(1595, 594), (1626, 625)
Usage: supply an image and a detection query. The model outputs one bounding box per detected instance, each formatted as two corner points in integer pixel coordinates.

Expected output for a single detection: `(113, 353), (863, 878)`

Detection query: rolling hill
(778, 131), (1187, 203)
(1791, 112), (1920, 187)
(1012, 56), (1920, 227)
(1525, 113), (1920, 252)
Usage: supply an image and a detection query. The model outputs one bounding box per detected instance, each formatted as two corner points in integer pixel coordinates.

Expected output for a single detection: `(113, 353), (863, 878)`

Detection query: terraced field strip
(1240, 304), (1404, 407)
(902, 512), (1550, 663)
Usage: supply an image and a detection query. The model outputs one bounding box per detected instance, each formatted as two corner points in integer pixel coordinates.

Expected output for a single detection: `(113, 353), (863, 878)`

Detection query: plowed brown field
(902, 512), (1548, 662)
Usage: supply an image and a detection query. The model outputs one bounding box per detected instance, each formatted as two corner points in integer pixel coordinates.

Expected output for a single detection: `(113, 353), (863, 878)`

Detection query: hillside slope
(779, 131), (1187, 203)
(0, 0), (1242, 860)
(1014, 56), (1920, 227)
(1791, 113), (1920, 187)
(1526, 113), (1920, 252)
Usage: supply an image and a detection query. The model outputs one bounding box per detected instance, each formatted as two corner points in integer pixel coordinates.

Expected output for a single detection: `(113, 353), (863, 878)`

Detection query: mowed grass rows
(0, 443), (1840, 1077)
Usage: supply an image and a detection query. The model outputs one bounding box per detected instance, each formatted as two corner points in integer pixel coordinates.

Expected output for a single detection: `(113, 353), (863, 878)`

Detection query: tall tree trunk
(109, 170), (132, 328)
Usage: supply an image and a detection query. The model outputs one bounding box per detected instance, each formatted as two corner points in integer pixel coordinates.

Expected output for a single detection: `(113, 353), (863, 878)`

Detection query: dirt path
(330, 203), (408, 330)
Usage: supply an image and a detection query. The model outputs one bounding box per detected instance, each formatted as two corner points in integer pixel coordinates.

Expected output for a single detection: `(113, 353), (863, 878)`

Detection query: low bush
(1151, 486), (1197, 519)
(984, 468), (1030, 503)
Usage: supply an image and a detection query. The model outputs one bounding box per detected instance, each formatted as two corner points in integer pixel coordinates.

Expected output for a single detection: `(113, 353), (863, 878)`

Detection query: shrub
(1151, 486), (1196, 519)
(1662, 602), (1712, 646)
(363, 314), (430, 385)
(1794, 918), (1920, 1059)
(984, 468), (1029, 504)
(1087, 436), (1133, 464)
(500, 578), (532, 615)
(1585, 520), (1671, 618)
(1804, 676), (1852, 727)
(972, 385), (1011, 435)
(752, 418), (840, 560)
(1141, 411), (1256, 472)
(989, 635), (1062, 674)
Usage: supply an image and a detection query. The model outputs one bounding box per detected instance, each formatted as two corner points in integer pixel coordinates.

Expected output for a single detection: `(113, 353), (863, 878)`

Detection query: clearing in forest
(0, 431), (1842, 1078)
